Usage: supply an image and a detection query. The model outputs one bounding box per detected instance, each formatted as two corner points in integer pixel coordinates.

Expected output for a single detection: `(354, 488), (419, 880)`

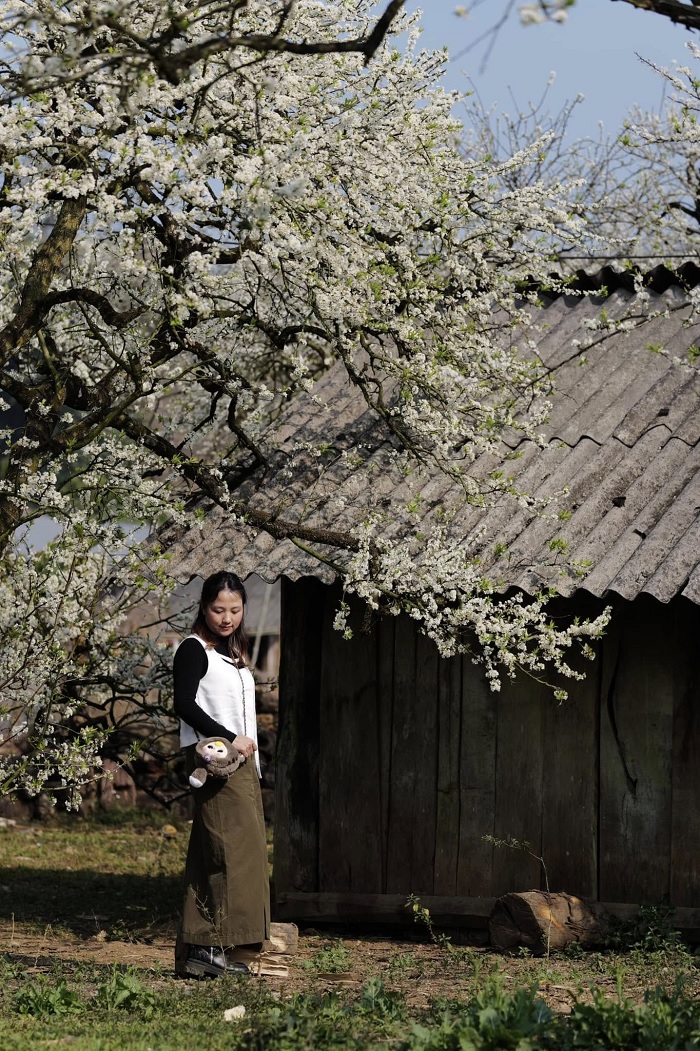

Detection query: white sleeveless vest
(178, 635), (260, 775)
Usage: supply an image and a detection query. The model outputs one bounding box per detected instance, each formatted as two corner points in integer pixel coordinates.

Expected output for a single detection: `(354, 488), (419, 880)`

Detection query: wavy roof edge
(530, 261), (700, 299)
(239, 571), (699, 612)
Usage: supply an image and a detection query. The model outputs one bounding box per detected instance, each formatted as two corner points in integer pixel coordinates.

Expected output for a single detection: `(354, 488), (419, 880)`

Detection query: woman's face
(202, 588), (244, 639)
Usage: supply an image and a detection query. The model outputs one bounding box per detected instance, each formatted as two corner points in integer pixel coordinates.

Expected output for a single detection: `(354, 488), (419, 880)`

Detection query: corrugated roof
(165, 279), (700, 605)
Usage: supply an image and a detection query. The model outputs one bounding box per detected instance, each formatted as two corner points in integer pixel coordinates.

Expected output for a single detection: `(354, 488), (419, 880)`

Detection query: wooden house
(165, 266), (700, 933)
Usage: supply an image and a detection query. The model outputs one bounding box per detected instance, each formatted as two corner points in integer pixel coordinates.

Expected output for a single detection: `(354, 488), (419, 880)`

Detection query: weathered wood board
(456, 659), (497, 897)
(376, 614), (395, 893)
(491, 674), (545, 897)
(670, 599), (700, 907)
(385, 619), (439, 894)
(433, 653), (462, 896)
(275, 576), (324, 893)
(541, 610), (600, 899)
(318, 590), (383, 892)
(599, 595), (673, 903)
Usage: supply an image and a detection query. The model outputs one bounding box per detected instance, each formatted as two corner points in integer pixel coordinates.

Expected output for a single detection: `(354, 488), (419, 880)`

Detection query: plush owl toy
(189, 737), (245, 789)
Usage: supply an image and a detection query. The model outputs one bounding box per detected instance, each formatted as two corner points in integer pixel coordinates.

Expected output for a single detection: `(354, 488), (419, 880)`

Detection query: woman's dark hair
(192, 571), (249, 662)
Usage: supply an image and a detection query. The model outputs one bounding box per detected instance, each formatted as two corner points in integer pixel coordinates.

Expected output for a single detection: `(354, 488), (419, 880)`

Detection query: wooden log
(489, 891), (609, 955)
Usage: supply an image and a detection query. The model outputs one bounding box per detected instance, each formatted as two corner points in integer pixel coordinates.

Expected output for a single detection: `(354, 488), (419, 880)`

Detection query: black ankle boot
(184, 945), (250, 978)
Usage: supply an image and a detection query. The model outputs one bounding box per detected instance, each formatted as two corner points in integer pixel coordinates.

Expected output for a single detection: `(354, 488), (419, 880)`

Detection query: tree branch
(615, 0), (700, 31)
(44, 289), (144, 329)
(0, 197), (87, 359)
(16, 1), (407, 93)
(115, 411), (362, 552)
(125, 0), (407, 84)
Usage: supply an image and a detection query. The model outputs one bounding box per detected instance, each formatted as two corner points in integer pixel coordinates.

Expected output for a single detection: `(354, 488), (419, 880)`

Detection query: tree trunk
(489, 891), (609, 955)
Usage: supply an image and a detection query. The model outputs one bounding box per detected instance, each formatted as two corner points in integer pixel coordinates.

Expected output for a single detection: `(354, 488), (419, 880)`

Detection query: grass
(2, 814), (700, 1048)
(0, 815), (186, 940)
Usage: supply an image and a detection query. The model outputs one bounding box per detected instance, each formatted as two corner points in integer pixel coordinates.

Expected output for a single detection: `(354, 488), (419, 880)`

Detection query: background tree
(0, 0), (613, 803)
(460, 50), (700, 266)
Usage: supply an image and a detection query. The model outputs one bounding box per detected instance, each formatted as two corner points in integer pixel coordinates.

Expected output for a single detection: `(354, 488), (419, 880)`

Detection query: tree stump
(489, 891), (608, 955)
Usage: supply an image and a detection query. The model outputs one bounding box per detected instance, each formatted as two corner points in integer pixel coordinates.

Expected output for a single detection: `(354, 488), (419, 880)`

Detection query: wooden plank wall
(276, 583), (700, 910)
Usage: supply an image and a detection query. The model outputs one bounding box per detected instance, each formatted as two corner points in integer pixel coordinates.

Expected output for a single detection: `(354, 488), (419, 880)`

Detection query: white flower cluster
(519, 1), (570, 26)
(333, 512), (610, 696)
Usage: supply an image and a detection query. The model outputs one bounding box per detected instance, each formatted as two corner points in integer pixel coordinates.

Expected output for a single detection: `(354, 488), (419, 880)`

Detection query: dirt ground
(3, 923), (175, 971)
(0, 917), (663, 1016)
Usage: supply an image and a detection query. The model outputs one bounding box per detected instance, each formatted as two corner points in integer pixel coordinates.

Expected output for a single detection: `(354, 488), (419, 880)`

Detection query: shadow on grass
(0, 867), (183, 938)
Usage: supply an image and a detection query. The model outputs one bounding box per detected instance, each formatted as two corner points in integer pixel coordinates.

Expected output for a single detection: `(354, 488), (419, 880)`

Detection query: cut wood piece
(317, 973), (355, 985)
(248, 958), (290, 978)
(267, 921), (299, 956)
(227, 948), (290, 977)
(489, 891), (609, 955)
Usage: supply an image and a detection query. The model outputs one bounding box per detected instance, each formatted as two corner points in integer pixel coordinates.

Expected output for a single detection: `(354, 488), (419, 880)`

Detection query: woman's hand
(232, 735), (257, 759)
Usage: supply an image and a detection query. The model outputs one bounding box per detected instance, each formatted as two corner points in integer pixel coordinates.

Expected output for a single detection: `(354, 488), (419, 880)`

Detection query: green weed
(303, 939), (353, 974)
(559, 979), (700, 1049)
(387, 950), (423, 976)
(606, 904), (683, 953)
(14, 977), (81, 1017)
(0, 954), (25, 981)
(410, 978), (554, 1049)
(93, 965), (156, 1015)
(359, 976), (406, 1024)
(406, 894), (453, 950)
(238, 986), (388, 1051)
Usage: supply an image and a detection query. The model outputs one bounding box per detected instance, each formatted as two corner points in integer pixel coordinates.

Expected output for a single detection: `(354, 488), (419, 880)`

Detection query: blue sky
(403, 0), (692, 139)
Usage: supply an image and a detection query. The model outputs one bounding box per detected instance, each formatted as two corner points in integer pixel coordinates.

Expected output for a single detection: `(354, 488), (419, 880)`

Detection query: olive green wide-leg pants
(179, 747), (270, 952)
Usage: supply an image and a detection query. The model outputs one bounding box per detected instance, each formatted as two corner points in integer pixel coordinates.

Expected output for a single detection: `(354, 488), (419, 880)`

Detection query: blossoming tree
(462, 69), (700, 266)
(0, 0), (613, 803)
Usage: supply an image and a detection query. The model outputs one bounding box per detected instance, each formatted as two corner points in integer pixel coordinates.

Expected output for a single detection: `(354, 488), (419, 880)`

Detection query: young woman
(173, 570), (270, 977)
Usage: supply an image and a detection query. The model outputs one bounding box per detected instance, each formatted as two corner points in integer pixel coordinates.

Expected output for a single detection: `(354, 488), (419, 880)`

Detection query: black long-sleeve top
(172, 636), (236, 743)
